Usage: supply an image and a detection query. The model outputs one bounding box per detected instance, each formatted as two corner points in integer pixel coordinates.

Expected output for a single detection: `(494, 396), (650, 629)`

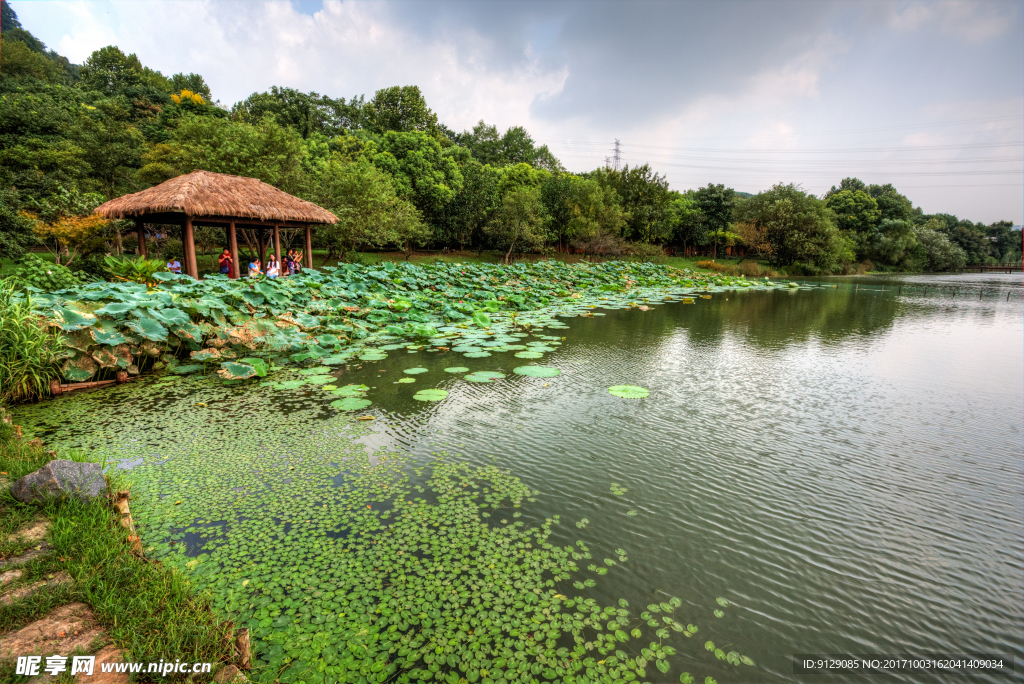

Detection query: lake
(14, 272), (1022, 683)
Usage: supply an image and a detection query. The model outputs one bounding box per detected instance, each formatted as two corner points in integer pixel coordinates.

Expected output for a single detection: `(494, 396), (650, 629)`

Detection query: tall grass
(0, 280), (64, 403)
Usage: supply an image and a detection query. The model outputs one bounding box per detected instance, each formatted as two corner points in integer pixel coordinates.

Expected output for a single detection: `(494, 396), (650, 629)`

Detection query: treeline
(0, 0), (1019, 274)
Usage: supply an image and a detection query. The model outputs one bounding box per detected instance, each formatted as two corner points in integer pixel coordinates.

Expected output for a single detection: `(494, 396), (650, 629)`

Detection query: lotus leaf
(412, 389), (448, 401)
(56, 307), (96, 331)
(443, 367), (469, 373)
(608, 385), (649, 398)
(514, 351), (543, 359)
(464, 371), (505, 383)
(126, 317), (168, 342)
(404, 367), (428, 374)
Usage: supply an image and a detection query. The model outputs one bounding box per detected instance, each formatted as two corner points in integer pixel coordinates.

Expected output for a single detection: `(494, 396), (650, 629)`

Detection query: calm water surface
(18, 273), (1023, 682)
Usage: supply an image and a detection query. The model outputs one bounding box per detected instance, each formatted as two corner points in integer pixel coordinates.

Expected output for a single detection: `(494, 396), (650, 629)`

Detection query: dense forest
(0, 0), (1019, 276)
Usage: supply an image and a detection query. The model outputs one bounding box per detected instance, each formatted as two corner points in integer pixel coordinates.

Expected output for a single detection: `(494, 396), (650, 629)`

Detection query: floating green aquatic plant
(464, 371), (505, 383)
(512, 366), (561, 378)
(609, 385), (649, 399)
(23, 260), (793, 385)
(329, 397), (371, 410)
(412, 388), (448, 401)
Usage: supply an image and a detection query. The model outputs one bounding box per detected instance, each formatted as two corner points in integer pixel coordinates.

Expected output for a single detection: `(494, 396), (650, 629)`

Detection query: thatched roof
(94, 170), (337, 224)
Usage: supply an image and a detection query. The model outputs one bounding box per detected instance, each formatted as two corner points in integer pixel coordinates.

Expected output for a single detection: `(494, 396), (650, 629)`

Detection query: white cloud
(886, 1), (1010, 41)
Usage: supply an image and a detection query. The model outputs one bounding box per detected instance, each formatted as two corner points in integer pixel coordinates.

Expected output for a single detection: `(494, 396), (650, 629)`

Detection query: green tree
(737, 183), (851, 271)
(986, 220), (1023, 263)
(664, 193), (705, 253)
(139, 115), (309, 194)
(170, 73), (212, 101)
(542, 174), (625, 251)
(79, 46), (144, 95)
(232, 86), (362, 138)
(370, 131), (463, 226)
(311, 158), (427, 260)
(363, 86), (438, 135)
(484, 185), (546, 263)
(495, 163), (550, 198)
(433, 160), (499, 251)
(694, 183), (736, 258)
(0, 39), (63, 82)
(866, 183), (914, 223)
(591, 164), (670, 243)
(0, 188), (36, 260)
(456, 120), (563, 171)
(825, 176), (867, 198)
(825, 189), (881, 259)
(913, 220), (967, 271)
(74, 98), (146, 199)
(1, 0), (22, 31)
(869, 219), (919, 268)
(825, 189), (880, 234)
(0, 86), (91, 201)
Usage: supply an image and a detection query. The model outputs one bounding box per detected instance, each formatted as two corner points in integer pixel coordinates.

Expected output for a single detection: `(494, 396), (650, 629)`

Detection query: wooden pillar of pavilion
(257, 227), (266, 271)
(183, 216), (198, 279)
(134, 217), (147, 258)
(228, 221), (240, 279)
(304, 224), (313, 269)
(273, 224), (282, 267)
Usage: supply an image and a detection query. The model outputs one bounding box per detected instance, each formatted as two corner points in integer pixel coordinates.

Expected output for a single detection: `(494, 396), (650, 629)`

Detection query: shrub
(695, 260), (732, 273)
(4, 254), (84, 291)
(625, 242), (668, 264)
(103, 254), (168, 285)
(158, 238), (184, 261)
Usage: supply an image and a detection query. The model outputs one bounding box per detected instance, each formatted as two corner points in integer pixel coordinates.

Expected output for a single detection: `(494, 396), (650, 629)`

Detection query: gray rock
(11, 460), (106, 503)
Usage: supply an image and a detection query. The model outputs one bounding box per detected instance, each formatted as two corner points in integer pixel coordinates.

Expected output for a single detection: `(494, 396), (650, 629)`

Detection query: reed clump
(0, 280), (64, 403)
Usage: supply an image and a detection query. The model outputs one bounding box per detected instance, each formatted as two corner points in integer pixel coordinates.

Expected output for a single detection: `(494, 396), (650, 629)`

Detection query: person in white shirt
(266, 255), (280, 278)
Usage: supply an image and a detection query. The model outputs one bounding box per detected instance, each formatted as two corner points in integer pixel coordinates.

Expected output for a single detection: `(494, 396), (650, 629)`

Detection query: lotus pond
(13, 271), (1023, 684)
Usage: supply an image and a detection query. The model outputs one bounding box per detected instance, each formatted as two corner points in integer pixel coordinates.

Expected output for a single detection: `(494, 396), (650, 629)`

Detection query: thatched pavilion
(94, 170), (337, 279)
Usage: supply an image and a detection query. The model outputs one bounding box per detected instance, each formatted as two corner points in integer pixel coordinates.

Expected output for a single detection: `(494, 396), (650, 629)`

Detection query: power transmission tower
(612, 139), (621, 171)
(604, 155), (613, 169)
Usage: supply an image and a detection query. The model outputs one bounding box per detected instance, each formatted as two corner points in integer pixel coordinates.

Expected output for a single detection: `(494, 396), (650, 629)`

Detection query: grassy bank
(0, 428), (232, 682)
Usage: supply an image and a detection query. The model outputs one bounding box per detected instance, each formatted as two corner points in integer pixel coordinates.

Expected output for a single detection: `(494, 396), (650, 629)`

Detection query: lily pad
(514, 351), (544, 359)
(398, 377), (416, 384)
(609, 385), (649, 398)
(463, 352), (491, 358)
(413, 388), (448, 401)
(464, 371), (505, 383)
(444, 367), (469, 373)
(512, 366), (561, 378)
(330, 397), (372, 411)
(332, 384), (370, 397)
(403, 367), (428, 374)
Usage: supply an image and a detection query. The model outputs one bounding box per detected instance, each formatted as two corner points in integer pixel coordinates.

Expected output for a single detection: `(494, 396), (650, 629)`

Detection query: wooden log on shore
(235, 628), (251, 670)
(50, 375), (133, 396)
(112, 491), (143, 555)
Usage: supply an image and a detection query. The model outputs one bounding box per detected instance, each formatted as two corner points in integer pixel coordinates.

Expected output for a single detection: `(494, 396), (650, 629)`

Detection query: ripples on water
(16, 275), (1023, 683)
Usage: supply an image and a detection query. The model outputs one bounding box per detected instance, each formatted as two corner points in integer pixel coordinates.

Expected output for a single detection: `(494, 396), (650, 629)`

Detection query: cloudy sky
(13, 0), (1024, 223)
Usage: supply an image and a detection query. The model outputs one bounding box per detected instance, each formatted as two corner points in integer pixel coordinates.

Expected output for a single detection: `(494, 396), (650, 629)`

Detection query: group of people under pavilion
(95, 170), (338, 280)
